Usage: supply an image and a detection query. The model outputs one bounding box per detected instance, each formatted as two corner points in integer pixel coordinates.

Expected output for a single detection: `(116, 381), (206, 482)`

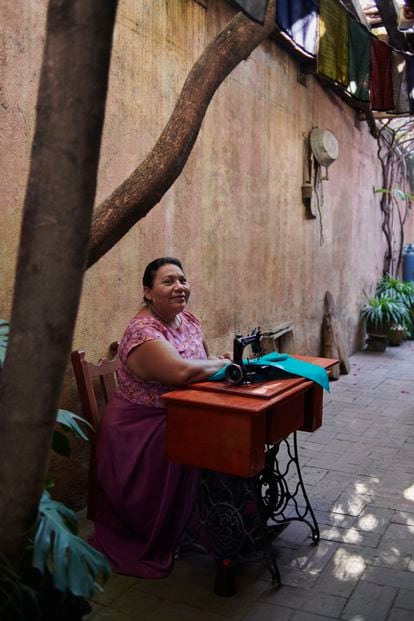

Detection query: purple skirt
(89, 393), (200, 578)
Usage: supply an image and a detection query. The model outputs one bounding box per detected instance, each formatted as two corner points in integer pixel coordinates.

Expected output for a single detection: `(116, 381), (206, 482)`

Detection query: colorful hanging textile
(232, 0), (268, 23)
(347, 17), (370, 102)
(370, 37), (394, 111)
(318, 0), (349, 86)
(392, 51), (409, 114)
(406, 55), (414, 114)
(276, 0), (318, 56)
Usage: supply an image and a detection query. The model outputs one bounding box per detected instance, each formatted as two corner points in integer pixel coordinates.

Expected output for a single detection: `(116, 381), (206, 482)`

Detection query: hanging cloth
(370, 37), (394, 111)
(275, 0), (319, 56)
(209, 352), (330, 392)
(232, 0), (269, 24)
(318, 0), (349, 86)
(347, 17), (370, 102)
(392, 51), (410, 114)
(405, 54), (414, 114)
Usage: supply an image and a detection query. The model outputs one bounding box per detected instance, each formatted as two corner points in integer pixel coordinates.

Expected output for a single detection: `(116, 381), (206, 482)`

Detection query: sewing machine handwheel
(225, 363), (244, 384)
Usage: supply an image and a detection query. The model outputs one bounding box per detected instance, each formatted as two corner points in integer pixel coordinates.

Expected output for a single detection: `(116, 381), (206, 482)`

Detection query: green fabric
(347, 17), (370, 102)
(210, 352), (330, 391)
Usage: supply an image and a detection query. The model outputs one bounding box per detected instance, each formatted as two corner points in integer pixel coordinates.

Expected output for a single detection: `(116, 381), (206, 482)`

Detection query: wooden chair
(71, 344), (120, 520)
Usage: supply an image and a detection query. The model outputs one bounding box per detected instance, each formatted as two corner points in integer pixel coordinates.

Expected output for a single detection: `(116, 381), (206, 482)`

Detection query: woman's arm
(126, 339), (230, 385)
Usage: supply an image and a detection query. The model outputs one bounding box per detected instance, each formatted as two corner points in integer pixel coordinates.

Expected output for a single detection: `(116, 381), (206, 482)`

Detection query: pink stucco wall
(74, 0), (386, 359)
(2, 1), (411, 506)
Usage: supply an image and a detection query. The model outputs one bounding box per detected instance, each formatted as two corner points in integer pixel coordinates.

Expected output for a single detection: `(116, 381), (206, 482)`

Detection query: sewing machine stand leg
(257, 432), (320, 544)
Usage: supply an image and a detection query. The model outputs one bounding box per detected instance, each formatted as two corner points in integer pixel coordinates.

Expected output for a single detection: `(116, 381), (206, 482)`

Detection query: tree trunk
(0, 0), (117, 564)
(86, 0), (277, 268)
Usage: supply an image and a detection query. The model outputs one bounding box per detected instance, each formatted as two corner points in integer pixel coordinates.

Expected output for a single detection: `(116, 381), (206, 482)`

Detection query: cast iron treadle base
(177, 431), (319, 593)
(257, 432), (320, 544)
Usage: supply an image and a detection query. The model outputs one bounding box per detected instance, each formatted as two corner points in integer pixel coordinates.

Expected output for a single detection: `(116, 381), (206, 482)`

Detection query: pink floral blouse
(117, 310), (207, 408)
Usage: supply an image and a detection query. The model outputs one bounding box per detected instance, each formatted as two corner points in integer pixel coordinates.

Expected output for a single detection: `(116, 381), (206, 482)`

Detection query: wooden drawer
(266, 393), (305, 444)
(167, 402), (266, 477)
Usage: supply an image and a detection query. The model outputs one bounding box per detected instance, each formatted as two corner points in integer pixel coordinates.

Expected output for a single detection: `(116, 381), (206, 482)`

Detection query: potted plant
(360, 294), (411, 351)
(376, 275), (414, 340)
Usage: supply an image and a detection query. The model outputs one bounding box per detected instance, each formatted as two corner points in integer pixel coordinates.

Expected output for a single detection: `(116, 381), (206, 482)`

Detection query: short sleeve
(118, 316), (168, 365)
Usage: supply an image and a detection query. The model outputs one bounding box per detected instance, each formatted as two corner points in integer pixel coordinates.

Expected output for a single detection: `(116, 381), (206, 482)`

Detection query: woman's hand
(207, 354), (232, 361)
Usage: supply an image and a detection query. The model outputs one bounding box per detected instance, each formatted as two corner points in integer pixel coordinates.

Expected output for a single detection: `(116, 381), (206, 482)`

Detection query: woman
(90, 257), (230, 578)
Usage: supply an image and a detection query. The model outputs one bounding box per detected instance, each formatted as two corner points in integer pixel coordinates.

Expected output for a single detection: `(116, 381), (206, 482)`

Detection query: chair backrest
(71, 345), (120, 519)
(71, 347), (120, 430)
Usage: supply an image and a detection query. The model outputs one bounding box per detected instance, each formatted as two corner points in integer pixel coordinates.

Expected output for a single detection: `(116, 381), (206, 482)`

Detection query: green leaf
(0, 319), (9, 366)
(360, 292), (411, 333)
(51, 430), (71, 457)
(394, 189), (406, 200)
(33, 492), (111, 598)
(44, 474), (55, 490)
(56, 409), (93, 441)
(374, 187), (413, 201)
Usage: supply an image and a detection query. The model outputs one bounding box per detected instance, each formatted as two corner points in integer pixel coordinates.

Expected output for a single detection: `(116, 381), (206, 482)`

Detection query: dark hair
(142, 257), (184, 289)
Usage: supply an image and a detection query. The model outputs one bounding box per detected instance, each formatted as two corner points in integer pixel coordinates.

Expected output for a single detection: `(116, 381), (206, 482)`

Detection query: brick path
(85, 342), (414, 621)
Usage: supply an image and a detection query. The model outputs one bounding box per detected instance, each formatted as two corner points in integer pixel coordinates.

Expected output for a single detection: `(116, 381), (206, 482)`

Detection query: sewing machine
(224, 328), (274, 385)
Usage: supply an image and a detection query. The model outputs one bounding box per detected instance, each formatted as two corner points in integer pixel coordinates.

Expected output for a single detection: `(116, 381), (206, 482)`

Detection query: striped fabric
(318, 0), (349, 86)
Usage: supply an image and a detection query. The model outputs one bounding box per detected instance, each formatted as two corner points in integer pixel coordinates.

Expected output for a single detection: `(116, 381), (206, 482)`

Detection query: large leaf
(0, 319), (9, 366)
(33, 492), (111, 598)
(56, 409), (94, 441)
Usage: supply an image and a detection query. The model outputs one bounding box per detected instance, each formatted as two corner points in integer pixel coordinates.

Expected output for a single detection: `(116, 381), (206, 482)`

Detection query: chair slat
(71, 348), (121, 519)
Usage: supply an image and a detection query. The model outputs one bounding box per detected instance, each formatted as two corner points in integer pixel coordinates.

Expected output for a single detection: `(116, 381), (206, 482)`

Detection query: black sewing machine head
(224, 328), (263, 385)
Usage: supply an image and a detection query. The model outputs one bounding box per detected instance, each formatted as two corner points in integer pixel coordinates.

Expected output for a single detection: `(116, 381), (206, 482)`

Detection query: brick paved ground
(83, 341), (414, 621)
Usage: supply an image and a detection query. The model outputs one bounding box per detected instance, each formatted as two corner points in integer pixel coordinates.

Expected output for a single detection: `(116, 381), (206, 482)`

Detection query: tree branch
(86, 0), (277, 268)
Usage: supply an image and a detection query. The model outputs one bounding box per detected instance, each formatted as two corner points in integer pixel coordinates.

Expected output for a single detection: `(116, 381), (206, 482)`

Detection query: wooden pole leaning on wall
(321, 291), (350, 379)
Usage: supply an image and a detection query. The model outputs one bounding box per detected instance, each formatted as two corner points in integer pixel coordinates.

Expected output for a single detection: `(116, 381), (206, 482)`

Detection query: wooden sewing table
(163, 355), (338, 588)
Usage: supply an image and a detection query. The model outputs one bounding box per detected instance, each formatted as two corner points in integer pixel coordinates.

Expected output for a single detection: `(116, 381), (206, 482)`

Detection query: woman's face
(145, 264), (191, 318)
